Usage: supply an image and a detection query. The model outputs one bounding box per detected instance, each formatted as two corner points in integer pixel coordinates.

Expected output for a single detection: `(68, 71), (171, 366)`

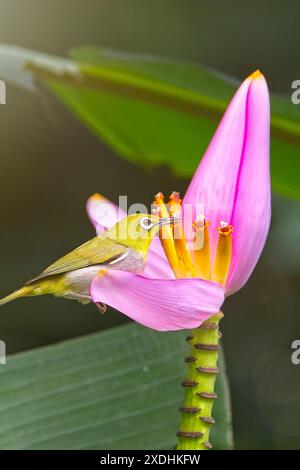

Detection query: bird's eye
(140, 217), (154, 230)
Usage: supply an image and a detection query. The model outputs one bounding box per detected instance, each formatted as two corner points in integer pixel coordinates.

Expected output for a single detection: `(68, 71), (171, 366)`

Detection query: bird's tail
(0, 286), (34, 306)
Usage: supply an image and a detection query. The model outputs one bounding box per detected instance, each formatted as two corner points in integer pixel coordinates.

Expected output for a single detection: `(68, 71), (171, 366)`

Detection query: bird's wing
(26, 236), (128, 284)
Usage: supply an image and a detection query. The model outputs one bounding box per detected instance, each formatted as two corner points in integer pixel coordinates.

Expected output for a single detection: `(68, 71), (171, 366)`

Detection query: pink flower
(88, 70), (271, 331)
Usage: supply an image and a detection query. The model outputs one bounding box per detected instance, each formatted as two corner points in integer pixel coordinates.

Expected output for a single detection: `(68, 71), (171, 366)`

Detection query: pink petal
(182, 71), (270, 293)
(183, 75), (252, 255)
(86, 193), (173, 279)
(86, 193), (125, 234)
(226, 74), (271, 294)
(143, 236), (175, 280)
(91, 271), (224, 331)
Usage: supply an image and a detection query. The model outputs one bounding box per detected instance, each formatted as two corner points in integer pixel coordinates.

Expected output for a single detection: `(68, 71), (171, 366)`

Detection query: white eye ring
(140, 217), (154, 230)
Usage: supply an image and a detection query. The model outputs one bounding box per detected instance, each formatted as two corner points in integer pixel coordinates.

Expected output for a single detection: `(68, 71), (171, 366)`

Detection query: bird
(0, 213), (176, 311)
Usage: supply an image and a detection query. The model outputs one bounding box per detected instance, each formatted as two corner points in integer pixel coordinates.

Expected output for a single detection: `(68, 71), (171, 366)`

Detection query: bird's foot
(95, 302), (107, 314)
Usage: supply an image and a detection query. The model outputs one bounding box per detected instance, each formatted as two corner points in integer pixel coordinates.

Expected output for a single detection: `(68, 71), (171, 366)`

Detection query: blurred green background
(0, 0), (299, 449)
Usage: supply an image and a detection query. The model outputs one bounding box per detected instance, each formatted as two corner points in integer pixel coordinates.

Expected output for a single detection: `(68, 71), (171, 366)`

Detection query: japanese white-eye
(0, 214), (176, 311)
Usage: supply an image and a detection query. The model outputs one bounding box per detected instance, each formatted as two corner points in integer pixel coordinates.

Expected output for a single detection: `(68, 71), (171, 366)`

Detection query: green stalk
(176, 312), (223, 450)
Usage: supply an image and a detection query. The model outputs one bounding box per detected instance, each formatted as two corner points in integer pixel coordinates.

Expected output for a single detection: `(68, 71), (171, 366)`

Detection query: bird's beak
(157, 216), (181, 227)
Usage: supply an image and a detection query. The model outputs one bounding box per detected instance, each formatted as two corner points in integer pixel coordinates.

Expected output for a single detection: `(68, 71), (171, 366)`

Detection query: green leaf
(1, 44), (298, 199)
(44, 47), (234, 179)
(54, 46), (300, 200)
(0, 323), (233, 450)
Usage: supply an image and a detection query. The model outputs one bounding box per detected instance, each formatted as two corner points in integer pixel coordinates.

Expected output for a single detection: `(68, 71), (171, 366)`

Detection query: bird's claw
(95, 302), (107, 314)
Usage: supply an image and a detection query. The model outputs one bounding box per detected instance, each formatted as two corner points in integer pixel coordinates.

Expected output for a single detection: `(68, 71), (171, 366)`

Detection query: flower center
(152, 192), (233, 285)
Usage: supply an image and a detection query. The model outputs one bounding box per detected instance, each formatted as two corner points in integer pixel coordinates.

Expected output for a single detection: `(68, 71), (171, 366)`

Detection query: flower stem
(176, 311), (223, 450)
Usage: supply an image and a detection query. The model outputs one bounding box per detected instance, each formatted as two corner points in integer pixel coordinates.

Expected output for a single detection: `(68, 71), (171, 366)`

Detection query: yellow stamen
(168, 191), (182, 208)
(212, 221), (233, 285)
(193, 216), (211, 280)
(169, 192), (195, 278)
(153, 192), (181, 278)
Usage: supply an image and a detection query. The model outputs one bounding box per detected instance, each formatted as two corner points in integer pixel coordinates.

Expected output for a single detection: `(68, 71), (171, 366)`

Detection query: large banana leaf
(0, 323), (233, 450)
(0, 44), (299, 199)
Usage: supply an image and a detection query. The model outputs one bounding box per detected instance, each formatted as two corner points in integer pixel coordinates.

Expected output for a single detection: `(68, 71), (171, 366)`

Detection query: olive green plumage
(0, 214), (164, 306)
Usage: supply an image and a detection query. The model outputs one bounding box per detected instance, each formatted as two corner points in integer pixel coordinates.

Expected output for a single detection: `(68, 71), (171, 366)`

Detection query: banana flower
(88, 70), (271, 332)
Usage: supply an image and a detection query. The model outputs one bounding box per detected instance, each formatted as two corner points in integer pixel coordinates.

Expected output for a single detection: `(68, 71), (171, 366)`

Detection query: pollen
(169, 191), (182, 208)
(218, 221), (234, 235)
(212, 221), (233, 285)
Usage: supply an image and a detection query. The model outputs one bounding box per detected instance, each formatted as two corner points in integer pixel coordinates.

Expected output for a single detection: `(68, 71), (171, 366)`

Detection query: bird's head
(105, 213), (179, 251)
